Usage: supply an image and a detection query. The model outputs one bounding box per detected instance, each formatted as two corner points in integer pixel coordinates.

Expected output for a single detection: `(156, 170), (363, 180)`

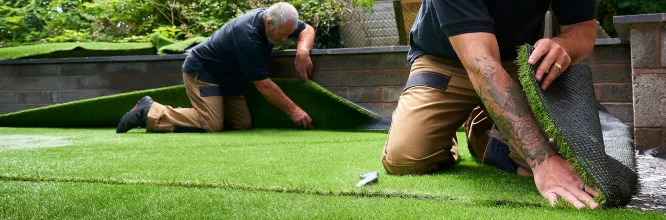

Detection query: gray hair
(264, 2), (299, 31)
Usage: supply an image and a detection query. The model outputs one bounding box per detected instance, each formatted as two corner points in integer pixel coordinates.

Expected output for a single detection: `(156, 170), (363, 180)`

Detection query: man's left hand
(295, 52), (313, 81)
(528, 38), (572, 91)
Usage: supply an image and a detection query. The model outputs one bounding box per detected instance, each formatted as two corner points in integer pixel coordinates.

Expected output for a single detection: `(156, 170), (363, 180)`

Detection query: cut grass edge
(516, 44), (605, 205)
(0, 174), (548, 209)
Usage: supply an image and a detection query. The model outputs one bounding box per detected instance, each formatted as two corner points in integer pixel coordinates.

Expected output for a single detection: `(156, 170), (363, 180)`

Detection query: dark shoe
(116, 96), (154, 133)
(483, 137), (518, 173)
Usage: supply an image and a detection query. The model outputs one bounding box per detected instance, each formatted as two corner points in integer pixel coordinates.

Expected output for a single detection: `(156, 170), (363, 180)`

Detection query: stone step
(368, 36), (400, 46)
(364, 20), (398, 29)
(366, 27), (399, 37)
(364, 11), (395, 19)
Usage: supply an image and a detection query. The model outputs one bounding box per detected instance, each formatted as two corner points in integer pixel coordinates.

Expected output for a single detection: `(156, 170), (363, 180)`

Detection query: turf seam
(0, 174), (544, 208)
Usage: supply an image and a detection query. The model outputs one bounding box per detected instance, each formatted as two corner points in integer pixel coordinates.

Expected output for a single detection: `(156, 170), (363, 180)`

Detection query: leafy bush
(598, 0), (666, 37)
(274, 0), (346, 49)
(0, 0), (371, 49)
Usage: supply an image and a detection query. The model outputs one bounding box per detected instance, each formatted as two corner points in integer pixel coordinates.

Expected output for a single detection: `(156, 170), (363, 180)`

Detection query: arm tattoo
(471, 56), (556, 168)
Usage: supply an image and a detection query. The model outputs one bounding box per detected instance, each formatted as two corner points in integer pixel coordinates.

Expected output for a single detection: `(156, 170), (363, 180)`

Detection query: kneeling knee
(205, 123), (224, 133)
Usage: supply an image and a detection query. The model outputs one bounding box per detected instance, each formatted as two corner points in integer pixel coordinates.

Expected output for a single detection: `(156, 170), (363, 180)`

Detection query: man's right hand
(533, 155), (599, 209)
(289, 107), (313, 129)
(255, 78), (313, 130)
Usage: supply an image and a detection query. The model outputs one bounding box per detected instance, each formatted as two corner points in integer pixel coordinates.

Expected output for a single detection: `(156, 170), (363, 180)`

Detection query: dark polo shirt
(407, 0), (596, 63)
(182, 8), (306, 96)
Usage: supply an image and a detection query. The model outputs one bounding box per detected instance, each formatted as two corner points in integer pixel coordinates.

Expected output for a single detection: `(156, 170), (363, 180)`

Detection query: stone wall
(615, 14), (666, 153)
(0, 42), (632, 123)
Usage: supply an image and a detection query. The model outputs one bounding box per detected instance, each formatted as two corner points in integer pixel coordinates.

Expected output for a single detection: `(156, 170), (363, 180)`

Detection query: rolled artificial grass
(0, 42), (155, 60)
(157, 36), (208, 55)
(0, 34), (208, 60)
(0, 128), (660, 218)
(149, 33), (178, 50)
(0, 79), (384, 130)
(516, 45), (604, 204)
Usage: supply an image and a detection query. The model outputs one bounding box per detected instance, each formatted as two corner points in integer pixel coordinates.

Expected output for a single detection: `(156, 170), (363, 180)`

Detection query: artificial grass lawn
(0, 79), (381, 130)
(0, 127), (661, 218)
(0, 42), (155, 60)
(2, 181), (660, 219)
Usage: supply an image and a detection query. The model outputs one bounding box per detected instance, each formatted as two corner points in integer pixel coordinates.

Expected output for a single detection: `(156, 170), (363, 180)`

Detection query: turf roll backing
(0, 79), (388, 130)
(516, 44), (637, 207)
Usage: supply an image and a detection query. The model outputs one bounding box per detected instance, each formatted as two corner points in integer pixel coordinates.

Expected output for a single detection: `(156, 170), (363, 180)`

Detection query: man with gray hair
(116, 2), (316, 133)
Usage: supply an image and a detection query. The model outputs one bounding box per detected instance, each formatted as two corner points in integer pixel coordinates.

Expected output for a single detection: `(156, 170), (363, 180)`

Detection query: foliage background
(0, 0), (664, 48)
(597, 0), (666, 37)
(0, 0), (374, 48)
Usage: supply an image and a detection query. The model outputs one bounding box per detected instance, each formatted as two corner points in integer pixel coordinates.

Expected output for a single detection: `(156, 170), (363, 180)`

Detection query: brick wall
(582, 40), (634, 126)
(0, 58), (185, 114)
(0, 42), (632, 123)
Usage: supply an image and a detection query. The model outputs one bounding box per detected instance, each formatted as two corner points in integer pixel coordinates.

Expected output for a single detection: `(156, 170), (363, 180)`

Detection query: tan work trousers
(381, 55), (530, 175)
(146, 72), (252, 133)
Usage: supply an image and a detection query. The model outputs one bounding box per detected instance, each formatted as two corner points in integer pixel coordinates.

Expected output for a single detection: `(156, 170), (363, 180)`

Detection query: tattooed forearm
(471, 56), (556, 168)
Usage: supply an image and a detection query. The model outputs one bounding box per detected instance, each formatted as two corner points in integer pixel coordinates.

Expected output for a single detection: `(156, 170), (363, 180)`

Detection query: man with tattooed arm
(382, 0), (599, 209)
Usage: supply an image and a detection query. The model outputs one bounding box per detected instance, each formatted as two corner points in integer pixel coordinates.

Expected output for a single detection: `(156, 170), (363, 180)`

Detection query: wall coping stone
(0, 41), (622, 65)
(614, 13), (666, 43)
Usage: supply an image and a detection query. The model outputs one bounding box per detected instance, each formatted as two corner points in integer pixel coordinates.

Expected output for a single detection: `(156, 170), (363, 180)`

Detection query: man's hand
(528, 39), (571, 91)
(295, 52), (313, 81)
(528, 19), (597, 91)
(295, 24), (315, 81)
(254, 78), (314, 130)
(533, 155), (599, 209)
(289, 106), (313, 129)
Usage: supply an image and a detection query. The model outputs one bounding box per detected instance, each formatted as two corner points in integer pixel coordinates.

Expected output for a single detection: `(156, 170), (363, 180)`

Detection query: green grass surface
(516, 45), (604, 205)
(0, 42), (155, 60)
(0, 79), (382, 130)
(0, 128), (660, 219)
(158, 37), (208, 55)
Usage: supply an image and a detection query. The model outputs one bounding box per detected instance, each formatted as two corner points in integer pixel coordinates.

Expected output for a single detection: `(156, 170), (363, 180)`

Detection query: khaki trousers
(381, 55), (529, 175)
(146, 72), (252, 133)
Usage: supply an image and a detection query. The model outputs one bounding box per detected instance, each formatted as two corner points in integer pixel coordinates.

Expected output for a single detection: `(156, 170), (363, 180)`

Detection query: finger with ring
(554, 62), (562, 70)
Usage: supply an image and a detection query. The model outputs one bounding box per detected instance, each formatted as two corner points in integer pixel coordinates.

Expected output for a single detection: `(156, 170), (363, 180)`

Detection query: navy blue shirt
(182, 8), (306, 96)
(407, 0), (597, 63)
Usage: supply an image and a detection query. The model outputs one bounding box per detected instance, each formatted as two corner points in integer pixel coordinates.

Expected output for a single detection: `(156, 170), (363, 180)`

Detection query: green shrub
(598, 0), (666, 37)
(0, 0), (370, 49)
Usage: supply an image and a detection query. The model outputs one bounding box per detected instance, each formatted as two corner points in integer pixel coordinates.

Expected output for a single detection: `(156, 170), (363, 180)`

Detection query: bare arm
(254, 78), (313, 129)
(295, 24), (315, 81)
(450, 32), (554, 173)
(529, 19), (597, 90)
(449, 32), (598, 209)
(296, 24), (315, 55)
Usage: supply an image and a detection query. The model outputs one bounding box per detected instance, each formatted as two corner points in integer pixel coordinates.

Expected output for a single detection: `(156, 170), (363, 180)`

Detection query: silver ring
(581, 183), (586, 191)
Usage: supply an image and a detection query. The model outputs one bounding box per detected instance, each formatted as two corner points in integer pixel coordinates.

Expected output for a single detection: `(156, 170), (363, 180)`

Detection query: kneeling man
(116, 2), (315, 133)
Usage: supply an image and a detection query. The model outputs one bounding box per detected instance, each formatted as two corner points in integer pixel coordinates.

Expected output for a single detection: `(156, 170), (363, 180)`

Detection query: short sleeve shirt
(182, 8), (306, 96)
(407, 0), (597, 63)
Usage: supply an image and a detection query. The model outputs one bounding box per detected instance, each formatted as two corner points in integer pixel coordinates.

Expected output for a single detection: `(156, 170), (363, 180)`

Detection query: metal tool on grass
(356, 171), (378, 187)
